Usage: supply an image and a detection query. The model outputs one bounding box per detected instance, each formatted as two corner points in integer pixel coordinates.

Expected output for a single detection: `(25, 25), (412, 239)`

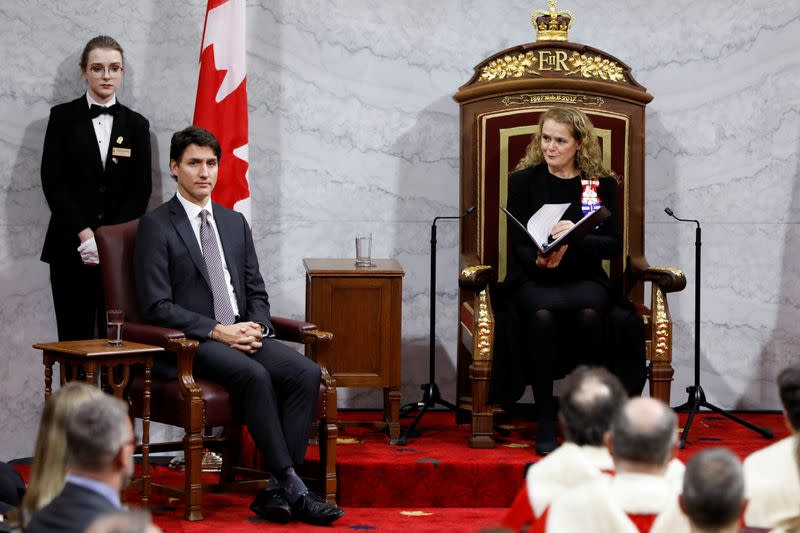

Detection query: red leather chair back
(95, 219), (144, 323)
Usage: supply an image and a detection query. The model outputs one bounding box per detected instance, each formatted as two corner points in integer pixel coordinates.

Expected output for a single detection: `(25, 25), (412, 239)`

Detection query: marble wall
(1, 0), (798, 459)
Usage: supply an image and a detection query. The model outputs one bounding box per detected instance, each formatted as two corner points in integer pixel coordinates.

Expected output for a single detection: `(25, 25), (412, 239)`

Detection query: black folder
(501, 205), (611, 257)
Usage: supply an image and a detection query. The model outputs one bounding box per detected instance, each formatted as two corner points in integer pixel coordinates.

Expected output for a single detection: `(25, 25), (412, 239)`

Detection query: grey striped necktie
(199, 210), (236, 325)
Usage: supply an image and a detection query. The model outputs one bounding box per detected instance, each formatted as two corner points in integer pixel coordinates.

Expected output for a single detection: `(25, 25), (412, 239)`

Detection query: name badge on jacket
(112, 147), (132, 158)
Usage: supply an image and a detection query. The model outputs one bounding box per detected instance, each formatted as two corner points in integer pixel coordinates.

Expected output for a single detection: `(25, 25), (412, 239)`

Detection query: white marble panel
(1, 0), (799, 460)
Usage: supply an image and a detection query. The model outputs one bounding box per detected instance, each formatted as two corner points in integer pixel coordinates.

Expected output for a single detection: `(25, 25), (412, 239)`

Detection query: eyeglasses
(88, 64), (124, 78)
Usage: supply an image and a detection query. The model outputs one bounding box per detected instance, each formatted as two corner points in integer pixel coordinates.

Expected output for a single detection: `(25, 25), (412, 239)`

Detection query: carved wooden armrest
(319, 367), (335, 390)
(166, 337), (201, 400)
(123, 321), (186, 347)
(629, 255), (686, 294)
(271, 316), (333, 345)
(459, 255), (492, 293)
(123, 322), (201, 399)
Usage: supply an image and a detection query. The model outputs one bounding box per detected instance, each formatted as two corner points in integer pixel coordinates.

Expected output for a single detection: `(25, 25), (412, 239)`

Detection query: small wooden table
(304, 258), (404, 444)
(32, 339), (164, 502)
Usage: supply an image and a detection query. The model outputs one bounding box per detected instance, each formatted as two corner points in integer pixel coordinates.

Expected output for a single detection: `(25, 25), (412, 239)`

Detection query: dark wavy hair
(169, 125), (222, 174)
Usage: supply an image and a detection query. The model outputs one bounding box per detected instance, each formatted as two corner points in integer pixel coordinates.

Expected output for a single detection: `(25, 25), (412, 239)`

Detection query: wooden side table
(32, 339), (164, 503)
(303, 258), (404, 444)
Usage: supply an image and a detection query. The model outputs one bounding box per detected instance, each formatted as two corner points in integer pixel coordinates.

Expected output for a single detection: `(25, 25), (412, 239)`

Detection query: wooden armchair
(95, 220), (338, 520)
(453, 25), (686, 447)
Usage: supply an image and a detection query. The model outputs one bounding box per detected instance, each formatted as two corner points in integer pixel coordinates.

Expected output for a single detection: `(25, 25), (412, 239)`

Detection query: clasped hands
(211, 322), (264, 354)
(535, 219), (574, 269)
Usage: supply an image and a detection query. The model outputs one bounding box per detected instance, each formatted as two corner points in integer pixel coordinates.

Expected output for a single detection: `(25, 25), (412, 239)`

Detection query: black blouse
(505, 163), (621, 288)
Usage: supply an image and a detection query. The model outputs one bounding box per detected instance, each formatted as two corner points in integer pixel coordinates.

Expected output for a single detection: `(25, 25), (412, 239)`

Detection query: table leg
(84, 363), (96, 385)
(385, 388), (401, 445)
(44, 357), (53, 401)
(141, 364), (151, 504)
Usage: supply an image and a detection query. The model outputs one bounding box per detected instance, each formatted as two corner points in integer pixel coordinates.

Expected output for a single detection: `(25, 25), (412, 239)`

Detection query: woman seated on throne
(502, 106), (644, 455)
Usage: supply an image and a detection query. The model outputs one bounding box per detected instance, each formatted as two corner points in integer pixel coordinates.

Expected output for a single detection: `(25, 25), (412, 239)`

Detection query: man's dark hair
(610, 398), (677, 466)
(169, 126), (222, 168)
(682, 448), (744, 529)
(558, 366), (627, 446)
(80, 35), (124, 71)
(779, 363), (800, 430)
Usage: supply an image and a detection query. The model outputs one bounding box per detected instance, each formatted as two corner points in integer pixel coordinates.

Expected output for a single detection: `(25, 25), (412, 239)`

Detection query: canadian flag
(193, 0), (250, 220)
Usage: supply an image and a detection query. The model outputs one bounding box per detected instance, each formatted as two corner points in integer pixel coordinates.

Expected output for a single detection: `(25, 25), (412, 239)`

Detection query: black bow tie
(89, 103), (119, 118)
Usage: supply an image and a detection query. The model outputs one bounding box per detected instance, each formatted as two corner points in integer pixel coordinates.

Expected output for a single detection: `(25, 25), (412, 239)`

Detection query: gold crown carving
(532, 0), (574, 42)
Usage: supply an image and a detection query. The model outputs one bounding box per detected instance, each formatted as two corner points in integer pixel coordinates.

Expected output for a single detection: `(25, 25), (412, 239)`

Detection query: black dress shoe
(289, 491), (344, 526)
(250, 487), (292, 524)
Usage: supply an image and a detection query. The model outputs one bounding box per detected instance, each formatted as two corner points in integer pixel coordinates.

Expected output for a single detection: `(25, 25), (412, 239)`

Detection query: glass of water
(355, 233), (374, 267)
(106, 309), (124, 347)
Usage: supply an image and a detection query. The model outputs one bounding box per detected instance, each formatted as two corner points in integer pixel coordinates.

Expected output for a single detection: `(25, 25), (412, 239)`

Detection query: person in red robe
(501, 366), (627, 532)
(541, 397), (688, 533)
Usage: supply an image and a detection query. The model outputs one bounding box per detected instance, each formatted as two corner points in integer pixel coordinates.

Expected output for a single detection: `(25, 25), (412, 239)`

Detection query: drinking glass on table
(106, 309), (124, 347)
(355, 233), (374, 267)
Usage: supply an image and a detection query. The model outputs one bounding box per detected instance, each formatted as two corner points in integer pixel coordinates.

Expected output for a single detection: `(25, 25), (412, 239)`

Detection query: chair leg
(319, 377), (338, 505)
(184, 430), (204, 521)
(469, 361), (496, 448)
(319, 418), (338, 505)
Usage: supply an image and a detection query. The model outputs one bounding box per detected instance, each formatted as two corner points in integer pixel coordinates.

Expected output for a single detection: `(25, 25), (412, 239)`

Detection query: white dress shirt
(175, 191), (240, 318)
(86, 93), (116, 168)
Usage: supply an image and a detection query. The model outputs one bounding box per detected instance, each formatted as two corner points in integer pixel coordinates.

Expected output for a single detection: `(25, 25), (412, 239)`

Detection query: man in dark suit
(134, 126), (342, 526)
(41, 36), (151, 341)
(26, 393), (136, 533)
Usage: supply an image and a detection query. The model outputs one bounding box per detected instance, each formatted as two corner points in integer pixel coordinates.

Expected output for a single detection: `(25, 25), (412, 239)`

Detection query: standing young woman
(41, 35), (151, 340)
(505, 107), (621, 455)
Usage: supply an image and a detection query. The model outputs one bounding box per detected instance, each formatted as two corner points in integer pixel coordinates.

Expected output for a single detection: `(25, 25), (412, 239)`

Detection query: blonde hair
(20, 382), (105, 526)
(513, 107), (616, 180)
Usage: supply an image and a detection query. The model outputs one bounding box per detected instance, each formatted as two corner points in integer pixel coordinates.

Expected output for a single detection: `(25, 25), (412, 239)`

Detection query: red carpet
(11, 410), (787, 531)
(330, 410), (787, 507)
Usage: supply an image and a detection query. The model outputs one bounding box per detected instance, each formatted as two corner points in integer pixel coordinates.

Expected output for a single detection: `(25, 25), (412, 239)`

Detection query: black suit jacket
(25, 481), (119, 533)
(40, 95), (151, 264)
(134, 195), (274, 340)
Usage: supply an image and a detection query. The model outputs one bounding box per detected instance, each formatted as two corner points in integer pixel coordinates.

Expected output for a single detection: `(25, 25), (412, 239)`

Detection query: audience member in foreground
(26, 393), (136, 533)
(85, 510), (161, 533)
(0, 461), (24, 519)
(542, 397), (688, 533)
(744, 363), (800, 529)
(680, 448), (747, 533)
(19, 382), (104, 528)
(501, 366), (627, 531)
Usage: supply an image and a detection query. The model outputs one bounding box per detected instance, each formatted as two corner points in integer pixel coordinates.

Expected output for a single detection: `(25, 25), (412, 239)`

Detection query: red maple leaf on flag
(193, 0), (251, 219)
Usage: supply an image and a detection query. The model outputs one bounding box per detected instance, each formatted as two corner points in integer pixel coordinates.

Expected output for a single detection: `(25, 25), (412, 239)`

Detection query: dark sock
(266, 473), (279, 491)
(276, 466), (308, 503)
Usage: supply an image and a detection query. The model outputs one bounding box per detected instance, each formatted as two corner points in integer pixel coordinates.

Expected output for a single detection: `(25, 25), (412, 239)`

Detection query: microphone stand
(398, 206), (475, 446)
(665, 208), (773, 449)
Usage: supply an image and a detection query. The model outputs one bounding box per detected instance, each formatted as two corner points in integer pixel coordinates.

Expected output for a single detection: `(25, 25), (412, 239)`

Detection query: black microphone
(664, 207), (700, 228)
(399, 204), (476, 444)
(434, 205), (475, 223)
